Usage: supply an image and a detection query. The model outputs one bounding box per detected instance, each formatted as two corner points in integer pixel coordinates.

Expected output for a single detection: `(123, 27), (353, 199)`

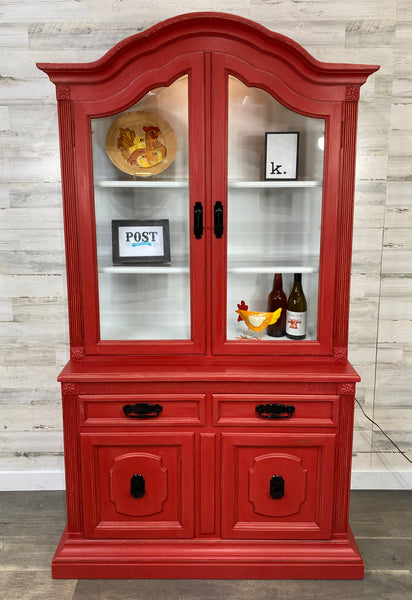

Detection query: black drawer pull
(130, 473), (145, 498)
(255, 403), (295, 419)
(270, 475), (285, 499)
(123, 403), (163, 419)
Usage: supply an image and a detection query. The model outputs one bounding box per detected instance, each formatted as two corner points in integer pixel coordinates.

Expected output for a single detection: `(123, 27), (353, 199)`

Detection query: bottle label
(286, 310), (306, 337)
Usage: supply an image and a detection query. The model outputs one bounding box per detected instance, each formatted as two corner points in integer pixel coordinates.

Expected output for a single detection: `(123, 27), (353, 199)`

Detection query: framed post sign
(265, 132), (299, 180)
(112, 219), (171, 264)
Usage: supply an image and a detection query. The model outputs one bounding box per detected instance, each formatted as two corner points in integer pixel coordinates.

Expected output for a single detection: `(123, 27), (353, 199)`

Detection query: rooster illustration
(236, 302), (282, 340)
(117, 125), (167, 169)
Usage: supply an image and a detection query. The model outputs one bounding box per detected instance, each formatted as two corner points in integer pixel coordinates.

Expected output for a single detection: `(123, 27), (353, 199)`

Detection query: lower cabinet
(79, 419), (336, 541)
(54, 383), (364, 579)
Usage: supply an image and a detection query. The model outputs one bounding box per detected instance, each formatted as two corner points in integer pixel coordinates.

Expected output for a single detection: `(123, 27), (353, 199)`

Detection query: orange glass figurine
(236, 300), (282, 340)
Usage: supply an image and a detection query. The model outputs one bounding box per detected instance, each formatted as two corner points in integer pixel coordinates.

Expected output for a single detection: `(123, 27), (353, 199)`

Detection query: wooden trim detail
(199, 433), (216, 535)
(345, 86), (360, 101)
(56, 86), (71, 100)
(338, 382), (356, 396)
(333, 394), (356, 533)
(57, 99), (85, 351)
(37, 13), (379, 89)
(71, 346), (85, 361)
(333, 100), (359, 349)
(61, 382), (79, 396)
(61, 390), (83, 533)
(333, 347), (348, 363)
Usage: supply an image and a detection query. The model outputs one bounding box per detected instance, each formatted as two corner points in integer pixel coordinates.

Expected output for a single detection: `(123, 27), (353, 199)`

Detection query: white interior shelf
(228, 265), (318, 274)
(228, 180), (322, 188)
(94, 179), (321, 189)
(99, 264), (190, 274)
(227, 324), (317, 341)
(227, 255), (319, 274)
(99, 257), (318, 275)
(95, 180), (189, 188)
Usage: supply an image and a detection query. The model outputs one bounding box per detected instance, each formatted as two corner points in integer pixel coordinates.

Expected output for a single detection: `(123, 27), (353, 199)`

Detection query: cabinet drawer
(80, 394), (206, 427)
(222, 432), (336, 540)
(213, 394), (338, 427)
(81, 432), (195, 539)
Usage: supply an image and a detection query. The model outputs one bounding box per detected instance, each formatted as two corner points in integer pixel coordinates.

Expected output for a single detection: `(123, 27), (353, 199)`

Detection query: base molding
(52, 527), (364, 580)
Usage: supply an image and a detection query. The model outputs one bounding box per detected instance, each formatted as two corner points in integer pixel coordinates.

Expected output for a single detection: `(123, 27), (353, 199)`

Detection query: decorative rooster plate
(105, 111), (177, 177)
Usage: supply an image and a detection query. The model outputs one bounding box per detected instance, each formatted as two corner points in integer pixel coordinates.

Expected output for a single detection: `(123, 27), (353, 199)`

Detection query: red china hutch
(38, 13), (379, 579)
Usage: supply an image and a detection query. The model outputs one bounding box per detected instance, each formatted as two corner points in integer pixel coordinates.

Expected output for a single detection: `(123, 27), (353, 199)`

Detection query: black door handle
(194, 202), (204, 239)
(214, 201), (224, 238)
(130, 473), (145, 498)
(270, 475), (285, 499)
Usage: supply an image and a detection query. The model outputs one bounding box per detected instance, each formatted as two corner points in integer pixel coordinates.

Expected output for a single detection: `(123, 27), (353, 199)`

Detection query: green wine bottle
(286, 273), (307, 340)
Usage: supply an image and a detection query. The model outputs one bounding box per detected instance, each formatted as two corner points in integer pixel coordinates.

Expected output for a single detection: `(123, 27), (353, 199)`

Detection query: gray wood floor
(0, 491), (411, 599)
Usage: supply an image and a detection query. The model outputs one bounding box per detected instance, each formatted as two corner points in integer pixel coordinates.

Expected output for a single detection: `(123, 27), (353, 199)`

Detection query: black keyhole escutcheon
(270, 475), (285, 499)
(130, 473), (145, 498)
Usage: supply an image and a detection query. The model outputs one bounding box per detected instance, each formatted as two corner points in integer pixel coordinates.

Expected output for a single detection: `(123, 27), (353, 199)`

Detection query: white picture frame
(265, 132), (299, 180)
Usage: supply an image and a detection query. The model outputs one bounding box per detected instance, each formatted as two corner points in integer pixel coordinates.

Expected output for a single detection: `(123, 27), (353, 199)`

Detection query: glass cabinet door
(224, 76), (326, 346)
(90, 76), (195, 344)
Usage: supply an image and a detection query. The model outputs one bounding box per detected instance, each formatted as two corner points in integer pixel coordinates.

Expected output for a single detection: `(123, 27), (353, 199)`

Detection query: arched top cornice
(37, 12), (379, 88)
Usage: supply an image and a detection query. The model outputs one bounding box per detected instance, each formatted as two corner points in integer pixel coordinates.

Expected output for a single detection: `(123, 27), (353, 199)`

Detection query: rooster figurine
(236, 301), (282, 340)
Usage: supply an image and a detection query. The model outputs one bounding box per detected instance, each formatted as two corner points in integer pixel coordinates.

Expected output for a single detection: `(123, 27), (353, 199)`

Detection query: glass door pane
(226, 77), (325, 342)
(91, 77), (191, 340)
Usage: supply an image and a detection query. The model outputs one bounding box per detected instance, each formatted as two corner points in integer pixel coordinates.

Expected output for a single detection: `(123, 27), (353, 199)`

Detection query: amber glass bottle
(286, 273), (307, 340)
(267, 273), (287, 337)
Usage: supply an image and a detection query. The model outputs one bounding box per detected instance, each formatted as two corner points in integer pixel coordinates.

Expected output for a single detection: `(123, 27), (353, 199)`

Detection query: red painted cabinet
(37, 13), (378, 579)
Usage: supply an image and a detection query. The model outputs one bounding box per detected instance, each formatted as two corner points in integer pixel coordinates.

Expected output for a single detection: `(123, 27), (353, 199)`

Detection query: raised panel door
(80, 432), (195, 538)
(222, 433), (336, 539)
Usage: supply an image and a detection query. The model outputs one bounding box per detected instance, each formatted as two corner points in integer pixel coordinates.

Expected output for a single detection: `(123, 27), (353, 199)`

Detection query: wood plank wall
(0, 1), (411, 488)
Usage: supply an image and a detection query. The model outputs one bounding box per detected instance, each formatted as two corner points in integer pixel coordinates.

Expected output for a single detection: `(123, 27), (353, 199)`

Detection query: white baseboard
(0, 470), (66, 491)
(0, 469), (411, 491)
(351, 471), (412, 490)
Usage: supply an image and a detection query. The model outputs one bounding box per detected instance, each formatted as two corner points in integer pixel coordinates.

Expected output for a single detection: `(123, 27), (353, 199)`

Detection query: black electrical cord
(355, 397), (412, 465)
